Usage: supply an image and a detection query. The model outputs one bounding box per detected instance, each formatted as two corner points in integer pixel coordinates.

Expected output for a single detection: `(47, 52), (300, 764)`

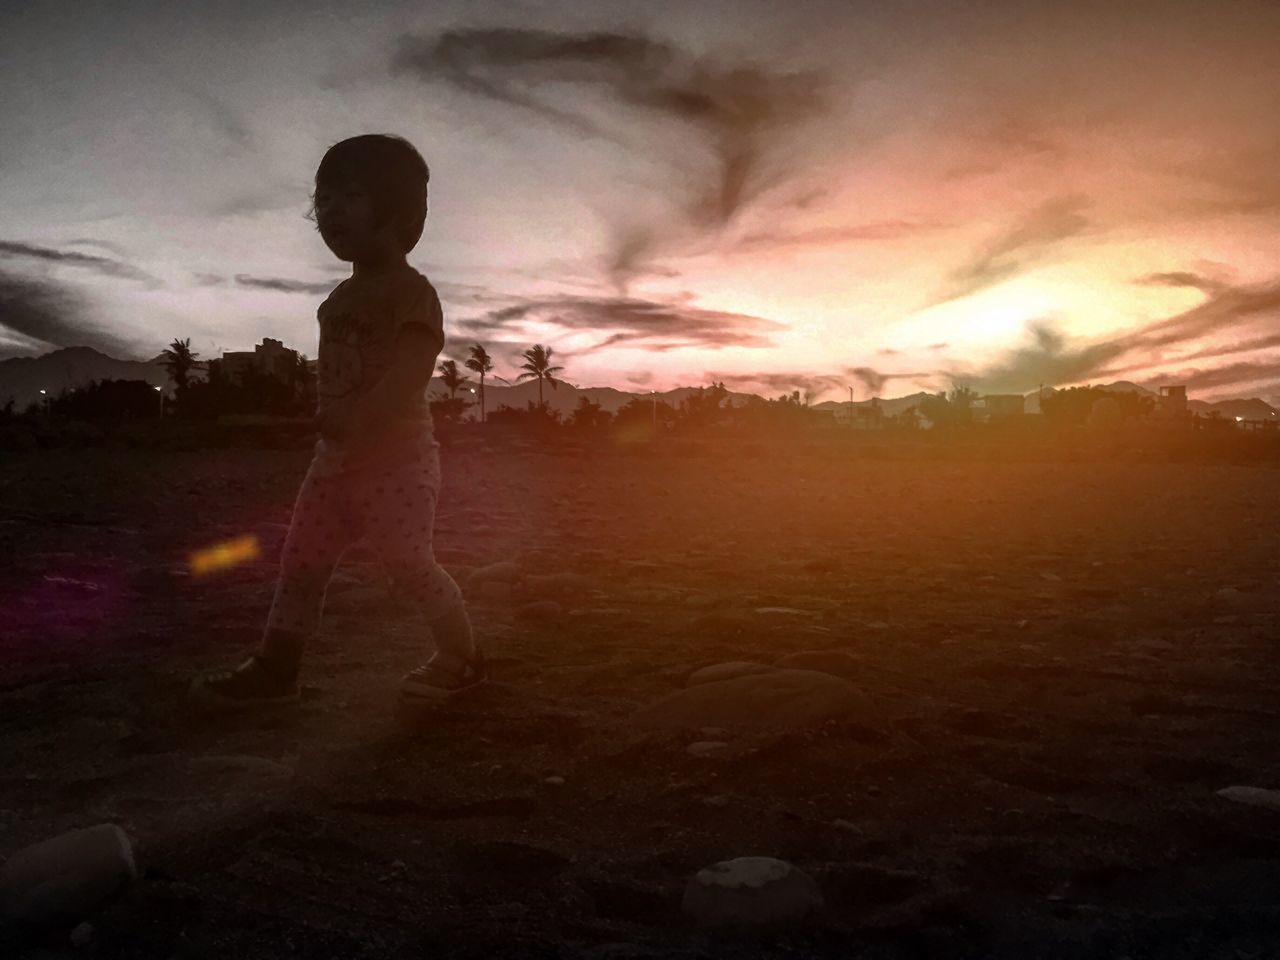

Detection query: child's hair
(307, 134), (430, 253)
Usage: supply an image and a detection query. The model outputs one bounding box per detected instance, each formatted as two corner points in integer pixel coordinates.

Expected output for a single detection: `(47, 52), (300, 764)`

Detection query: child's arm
(319, 288), (443, 440)
(349, 322), (441, 428)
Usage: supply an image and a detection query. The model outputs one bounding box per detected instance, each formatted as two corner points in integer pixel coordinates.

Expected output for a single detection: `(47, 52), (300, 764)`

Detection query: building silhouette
(210, 338), (298, 384)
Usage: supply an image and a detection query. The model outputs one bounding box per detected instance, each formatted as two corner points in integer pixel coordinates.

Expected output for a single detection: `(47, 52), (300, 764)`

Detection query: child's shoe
(189, 655), (300, 711)
(399, 647), (487, 703)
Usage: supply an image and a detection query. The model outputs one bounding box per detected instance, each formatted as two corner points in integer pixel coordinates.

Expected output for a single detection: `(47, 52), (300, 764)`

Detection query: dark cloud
(0, 269), (139, 358)
(707, 370), (845, 403)
(957, 319), (1131, 394)
(1143, 360), (1280, 394)
(961, 275), (1280, 393)
(846, 366), (892, 396)
(391, 27), (825, 288)
(929, 194), (1090, 307)
(456, 293), (786, 352)
(0, 240), (158, 286)
(1134, 270), (1226, 293)
(730, 219), (941, 253)
(233, 274), (336, 295)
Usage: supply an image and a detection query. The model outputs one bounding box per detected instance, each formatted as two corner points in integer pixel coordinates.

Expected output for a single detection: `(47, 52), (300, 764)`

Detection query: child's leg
(357, 450), (476, 669)
(259, 461), (357, 680)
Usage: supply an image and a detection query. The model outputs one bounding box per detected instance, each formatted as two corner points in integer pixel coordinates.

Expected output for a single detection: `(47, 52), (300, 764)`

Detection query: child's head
(307, 134), (429, 255)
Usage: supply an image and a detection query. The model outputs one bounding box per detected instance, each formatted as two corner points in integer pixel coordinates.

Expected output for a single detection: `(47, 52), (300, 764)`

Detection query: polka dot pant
(265, 447), (464, 637)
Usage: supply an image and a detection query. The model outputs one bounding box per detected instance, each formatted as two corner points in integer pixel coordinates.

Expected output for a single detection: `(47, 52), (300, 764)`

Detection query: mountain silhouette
(0, 346), (169, 409)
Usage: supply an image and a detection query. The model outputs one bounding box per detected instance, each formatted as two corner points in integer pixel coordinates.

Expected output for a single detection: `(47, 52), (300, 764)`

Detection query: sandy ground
(3, 443), (1280, 958)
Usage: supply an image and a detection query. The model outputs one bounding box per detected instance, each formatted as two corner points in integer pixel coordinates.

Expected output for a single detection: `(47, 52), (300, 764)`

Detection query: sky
(3, 0), (1280, 403)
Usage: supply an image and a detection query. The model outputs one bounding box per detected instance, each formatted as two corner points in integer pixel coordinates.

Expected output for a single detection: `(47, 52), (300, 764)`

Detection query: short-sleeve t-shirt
(312, 263), (443, 474)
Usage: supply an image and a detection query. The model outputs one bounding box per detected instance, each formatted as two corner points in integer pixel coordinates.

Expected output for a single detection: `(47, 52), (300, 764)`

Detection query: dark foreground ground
(2, 444), (1280, 958)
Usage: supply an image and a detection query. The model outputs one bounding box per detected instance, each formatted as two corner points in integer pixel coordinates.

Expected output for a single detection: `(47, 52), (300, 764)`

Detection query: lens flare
(189, 535), (259, 576)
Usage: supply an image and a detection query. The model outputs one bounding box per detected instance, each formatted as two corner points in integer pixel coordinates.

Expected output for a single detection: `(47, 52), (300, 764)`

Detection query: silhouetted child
(190, 133), (483, 709)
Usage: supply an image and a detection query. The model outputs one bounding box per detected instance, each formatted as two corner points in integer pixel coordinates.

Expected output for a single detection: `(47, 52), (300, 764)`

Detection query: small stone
(682, 856), (823, 929)
(545, 775), (566, 786)
(70, 922), (94, 947)
(0, 824), (138, 926)
(832, 819), (862, 834)
(1217, 785), (1280, 812)
(702, 795), (730, 808)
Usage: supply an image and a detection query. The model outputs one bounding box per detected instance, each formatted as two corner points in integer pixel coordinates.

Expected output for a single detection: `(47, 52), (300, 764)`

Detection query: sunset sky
(3, 0), (1280, 402)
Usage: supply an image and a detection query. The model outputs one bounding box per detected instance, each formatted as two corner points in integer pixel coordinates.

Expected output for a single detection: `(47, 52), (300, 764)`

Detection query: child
(190, 133), (484, 709)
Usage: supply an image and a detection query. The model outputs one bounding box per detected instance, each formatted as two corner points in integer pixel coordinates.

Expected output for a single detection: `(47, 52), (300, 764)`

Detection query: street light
(154, 385), (164, 418)
(651, 389), (657, 429)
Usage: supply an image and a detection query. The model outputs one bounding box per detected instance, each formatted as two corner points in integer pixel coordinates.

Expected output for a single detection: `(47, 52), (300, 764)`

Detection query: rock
(832, 818), (862, 834)
(633, 670), (871, 732)
(0, 824), (138, 926)
(70, 921), (94, 946)
(773, 650), (861, 679)
(682, 856), (823, 929)
(686, 661), (774, 686)
(544, 775), (566, 786)
(467, 561), (523, 587)
(686, 741), (731, 759)
(1217, 785), (1280, 812)
(516, 600), (565, 622)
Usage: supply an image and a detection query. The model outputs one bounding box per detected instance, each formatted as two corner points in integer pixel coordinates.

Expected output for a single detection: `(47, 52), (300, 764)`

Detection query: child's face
(313, 177), (399, 264)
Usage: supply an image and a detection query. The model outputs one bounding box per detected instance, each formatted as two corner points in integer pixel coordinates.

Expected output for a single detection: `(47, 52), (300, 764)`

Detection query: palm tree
(437, 359), (467, 399)
(161, 338), (203, 392)
(515, 344), (564, 410)
(464, 343), (494, 422)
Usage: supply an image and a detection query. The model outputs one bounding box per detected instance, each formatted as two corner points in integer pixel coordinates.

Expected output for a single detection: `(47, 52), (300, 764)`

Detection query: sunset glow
(3, 2), (1280, 404)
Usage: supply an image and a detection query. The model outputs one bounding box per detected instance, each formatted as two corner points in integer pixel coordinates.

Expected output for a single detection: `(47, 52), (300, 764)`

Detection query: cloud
(1134, 270), (1228, 294)
(961, 274), (1280, 393)
(391, 27), (825, 288)
(929, 194), (1090, 307)
(705, 370), (845, 403)
(956, 319), (1131, 394)
(0, 269), (139, 358)
(1142, 359), (1280, 394)
(233, 274), (336, 295)
(942, 115), (1065, 181)
(455, 292), (787, 352)
(730, 219), (942, 254)
(0, 240), (158, 286)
